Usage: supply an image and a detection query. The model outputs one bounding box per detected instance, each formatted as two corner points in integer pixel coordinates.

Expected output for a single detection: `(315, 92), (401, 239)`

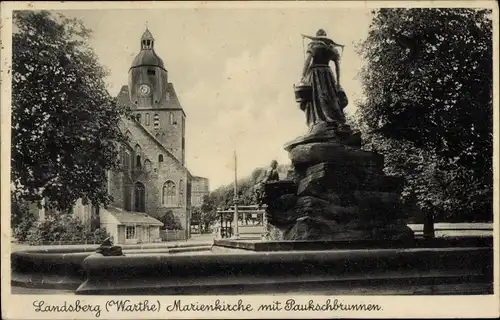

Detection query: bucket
(294, 83), (312, 103)
(337, 87), (349, 109)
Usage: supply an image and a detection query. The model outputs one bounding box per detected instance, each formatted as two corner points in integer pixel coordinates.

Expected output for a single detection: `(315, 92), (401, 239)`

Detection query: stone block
(297, 162), (398, 196)
(264, 193), (300, 228)
(297, 163), (363, 195)
(283, 216), (346, 240)
(262, 180), (297, 205)
(265, 208), (300, 228)
(284, 127), (362, 152)
(289, 142), (384, 169)
(293, 196), (357, 221)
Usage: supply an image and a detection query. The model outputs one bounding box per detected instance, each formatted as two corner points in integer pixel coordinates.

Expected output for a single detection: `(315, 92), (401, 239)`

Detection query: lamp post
(232, 150), (240, 239)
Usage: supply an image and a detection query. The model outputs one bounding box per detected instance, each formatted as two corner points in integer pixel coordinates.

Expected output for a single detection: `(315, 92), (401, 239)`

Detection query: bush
(25, 214), (110, 245)
(160, 211), (183, 230)
(13, 213), (37, 242)
(11, 196), (37, 242)
(263, 224), (283, 241)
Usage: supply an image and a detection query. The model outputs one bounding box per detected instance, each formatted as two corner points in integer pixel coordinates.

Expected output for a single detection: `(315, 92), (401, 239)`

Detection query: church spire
(141, 27), (154, 50)
(131, 26), (165, 70)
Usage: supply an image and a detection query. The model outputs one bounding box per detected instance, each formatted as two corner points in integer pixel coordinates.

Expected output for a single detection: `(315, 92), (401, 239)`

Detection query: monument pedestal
(263, 123), (414, 242)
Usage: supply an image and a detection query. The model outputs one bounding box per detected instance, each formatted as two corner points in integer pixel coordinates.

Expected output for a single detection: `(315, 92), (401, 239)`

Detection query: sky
(58, 7), (373, 190)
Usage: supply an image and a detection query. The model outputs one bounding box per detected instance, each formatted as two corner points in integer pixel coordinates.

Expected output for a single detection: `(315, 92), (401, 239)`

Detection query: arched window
(134, 182), (145, 212)
(144, 159), (152, 172)
(135, 145), (142, 168)
(169, 113), (174, 125)
(122, 148), (131, 174)
(136, 114), (141, 123)
(145, 113), (150, 126)
(158, 154), (163, 163)
(142, 39), (154, 49)
(153, 114), (160, 129)
(125, 130), (132, 142)
(179, 179), (184, 206)
(162, 181), (176, 207)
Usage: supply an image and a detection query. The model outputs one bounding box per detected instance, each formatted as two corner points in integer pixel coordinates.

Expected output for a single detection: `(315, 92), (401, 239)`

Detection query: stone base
(282, 217), (414, 242)
(284, 124), (361, 152)
(10, 237), (493, 295)
(212, 236), (492, 252)
(75, 236), (493, 295)
(261, 123), (417, 242)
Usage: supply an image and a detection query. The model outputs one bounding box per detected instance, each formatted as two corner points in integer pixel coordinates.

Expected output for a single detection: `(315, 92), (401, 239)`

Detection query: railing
(220, 226), (233, 239)
(408, 223), (493, 238)
(217, 204), (267, 239)
(159, 230), (186, 242)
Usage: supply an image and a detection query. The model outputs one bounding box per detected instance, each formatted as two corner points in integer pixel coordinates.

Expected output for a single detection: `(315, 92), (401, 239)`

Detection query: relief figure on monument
(254, 160), (280, 205)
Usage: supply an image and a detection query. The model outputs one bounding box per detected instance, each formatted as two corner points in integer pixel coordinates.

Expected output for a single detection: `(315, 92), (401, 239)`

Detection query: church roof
(131, 27), (165, 70)
(121, 116), (189, 172)
(131, 50), (165, 70)
(192, 176), (209, 181)
(104, 206), (163, 226)
(116, 85), (187, 117)
(141, 28), (154, 40)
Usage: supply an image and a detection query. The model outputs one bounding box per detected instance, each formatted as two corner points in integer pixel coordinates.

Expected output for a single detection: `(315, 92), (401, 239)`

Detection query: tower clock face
(139, 84), (151, 96)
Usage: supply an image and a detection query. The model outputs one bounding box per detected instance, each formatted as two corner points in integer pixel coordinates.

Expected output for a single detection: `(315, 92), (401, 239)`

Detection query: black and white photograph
(1, 1), (498, 319)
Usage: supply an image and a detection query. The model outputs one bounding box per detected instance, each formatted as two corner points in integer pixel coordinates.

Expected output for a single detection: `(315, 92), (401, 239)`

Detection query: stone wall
(191, 176), (209, 207)
(127, 109), (185, 165)
(118, 83), (186, 166)
(107, 118), (191, 230)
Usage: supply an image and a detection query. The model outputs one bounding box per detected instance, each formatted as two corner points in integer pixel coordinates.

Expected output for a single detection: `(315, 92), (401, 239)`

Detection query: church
(23, 28), (208, 244)
(101, 27), (210, 243)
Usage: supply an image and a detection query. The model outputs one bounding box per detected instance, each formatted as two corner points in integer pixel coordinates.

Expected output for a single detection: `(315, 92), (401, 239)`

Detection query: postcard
(1, 1), (499, 319)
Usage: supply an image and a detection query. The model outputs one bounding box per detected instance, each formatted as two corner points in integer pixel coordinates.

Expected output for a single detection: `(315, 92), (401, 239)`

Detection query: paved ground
(10, 223), (493, 252)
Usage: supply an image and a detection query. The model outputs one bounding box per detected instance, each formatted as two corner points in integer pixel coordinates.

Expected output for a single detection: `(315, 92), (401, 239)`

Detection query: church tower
(122, 28), (186, 165)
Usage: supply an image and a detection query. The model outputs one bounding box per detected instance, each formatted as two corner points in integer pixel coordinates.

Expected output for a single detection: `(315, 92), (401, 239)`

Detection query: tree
(200, 195), (218, 231)
(11, 11), (127, 212)
(208, 164), (290, 210)
(356, 8), (493, 223)
(191, 207), (202, 225)
(190, 207), (204, 232)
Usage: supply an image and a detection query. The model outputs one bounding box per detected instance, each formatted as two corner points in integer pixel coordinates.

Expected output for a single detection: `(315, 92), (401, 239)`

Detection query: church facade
(22, 28), (207, 244)
(105, 28), (206, 241)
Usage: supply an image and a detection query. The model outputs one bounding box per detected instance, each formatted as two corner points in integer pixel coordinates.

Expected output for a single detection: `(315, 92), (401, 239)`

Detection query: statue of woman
(298, 29), (348, 131)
